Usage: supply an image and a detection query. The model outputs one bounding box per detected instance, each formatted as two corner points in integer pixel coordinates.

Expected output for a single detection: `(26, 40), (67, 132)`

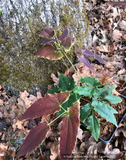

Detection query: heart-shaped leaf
(59, 73), (75, 92)
(36, 44), (63, 60)
(77, 55), (95, 71)
(17, 121), (49, 157)
(92, 100), (118, 126)
(60, 101), (80, 160)
(60, 37), (75, 49)
(20, 91), (70, 120)
(59, 28), (68, 41)
(40, 28), (54, 38)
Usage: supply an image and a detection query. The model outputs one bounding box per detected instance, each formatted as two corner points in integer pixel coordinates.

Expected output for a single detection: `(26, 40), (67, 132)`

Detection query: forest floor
(0, 0), (126, 159)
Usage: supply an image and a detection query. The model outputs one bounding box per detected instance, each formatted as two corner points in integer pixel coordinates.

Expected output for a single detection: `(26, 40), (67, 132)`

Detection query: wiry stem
(62, 50), (81, 79)
(55, 36), (81, 79)
(48, 111), (66, 126)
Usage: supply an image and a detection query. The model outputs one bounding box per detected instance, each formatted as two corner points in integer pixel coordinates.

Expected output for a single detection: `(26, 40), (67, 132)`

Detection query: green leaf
(85, 115), (100, 141)
(92, 100), (118, 126)
(80, 103), (91, 121)
(58, 93), (81, 116)
(80, 76), (103, 87)
(103, 94), (122, 104)
(95, 87), (109, 98)
(59, 73), (75, 92)
(94, 85), (117, 98)
(91, 88), (100, 98)
(48, 85), (60, 94)
(73, 86), (93, 98)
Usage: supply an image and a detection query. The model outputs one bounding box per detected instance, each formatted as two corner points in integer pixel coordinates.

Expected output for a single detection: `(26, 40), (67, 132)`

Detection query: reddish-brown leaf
(36, 44), (63, 60)
(17, 121), (49, 157)
(20, 91), (70, 120)
(59, 28), (68, 41)
(60, 37), (75, 49)
(60, 101), (80, 160)
(40, 28), (54, 38)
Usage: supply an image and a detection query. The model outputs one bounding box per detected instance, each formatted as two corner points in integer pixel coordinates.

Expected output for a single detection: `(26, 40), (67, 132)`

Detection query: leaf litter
(0, 0), (126, 159)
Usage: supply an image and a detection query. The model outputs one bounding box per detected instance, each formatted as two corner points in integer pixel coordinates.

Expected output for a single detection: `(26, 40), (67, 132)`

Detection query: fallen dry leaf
(119, 20), (126, 30)
(50, 141), (59, 160)
(105, 62), (114, 69)
(29, 91), (42, 104)
(51, 73), (59, 86)
(118, 69), (125, 75)
(112, 29), (122, 42)
(0, 112), (3, 118)
(115, 127), (126, 138)
(104, 143), (123, 159)
(0, 100), (3, 106)
(77, 127), (83, 141)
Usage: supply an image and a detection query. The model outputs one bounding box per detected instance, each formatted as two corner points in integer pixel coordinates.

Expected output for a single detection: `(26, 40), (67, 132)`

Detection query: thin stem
(55, 35), (81, 79)
(60, 105), (67, 112)
(62, 57), (69, 69)
(48, 111), (66, 126)
(81, 97), (91, 104)
(62, 51), (81, 79)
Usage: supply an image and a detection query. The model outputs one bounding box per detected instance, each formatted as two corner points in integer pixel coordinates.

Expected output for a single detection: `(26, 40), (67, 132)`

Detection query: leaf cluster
(17, 74), (122, 158)
(36, 27), (105, 70)
(17, 28), (122, 159)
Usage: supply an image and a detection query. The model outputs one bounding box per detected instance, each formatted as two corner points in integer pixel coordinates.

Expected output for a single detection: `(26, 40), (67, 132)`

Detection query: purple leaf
(82, 49), (105, 64)
(42, 39), (56, 44)
(77, 55), (95, 71)
(59, 28), (68, 41)
(40, 28), (54, 38)
(110, 1), (126, 6)
(95, 54), (105, 64)
(81, 49), (94, 56)
(60, 37), (75, 49)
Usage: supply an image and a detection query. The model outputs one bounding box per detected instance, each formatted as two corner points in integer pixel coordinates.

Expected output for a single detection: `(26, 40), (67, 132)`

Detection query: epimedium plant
(17, 27), (122, 159)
